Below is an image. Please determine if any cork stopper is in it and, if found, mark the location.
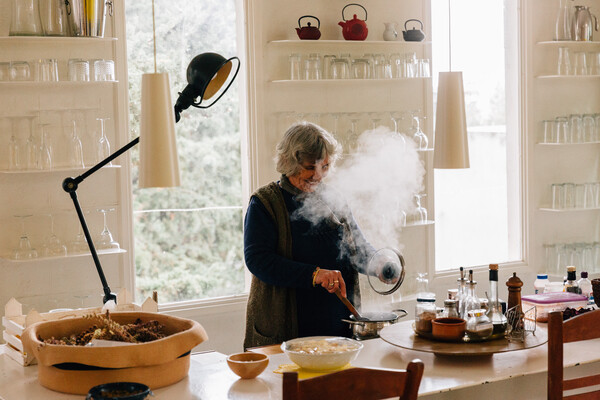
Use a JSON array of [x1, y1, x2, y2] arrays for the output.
[[567, 266, 576, 273], [489, 264, 499, 271]]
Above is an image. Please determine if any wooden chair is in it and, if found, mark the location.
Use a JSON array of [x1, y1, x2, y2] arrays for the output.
[[282, 359, 424, 400], [548, 309, 600, 399]]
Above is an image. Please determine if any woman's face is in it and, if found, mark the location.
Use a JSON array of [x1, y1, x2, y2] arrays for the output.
[[288, 156, 330, 193]]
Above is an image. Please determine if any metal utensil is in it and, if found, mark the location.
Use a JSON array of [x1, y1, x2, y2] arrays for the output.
[[335, 289, 367, 321]]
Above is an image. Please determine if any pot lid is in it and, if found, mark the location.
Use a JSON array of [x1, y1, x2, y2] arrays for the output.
[[366, 247, 405, 295], [349, 311, 400, 322]]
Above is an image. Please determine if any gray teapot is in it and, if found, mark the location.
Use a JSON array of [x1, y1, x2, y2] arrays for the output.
[[402, 19, 425, 42]]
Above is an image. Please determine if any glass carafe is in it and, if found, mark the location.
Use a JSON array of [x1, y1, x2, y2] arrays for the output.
[[456, 267, 467, 318], [487, 264, 508, 339], [462, 270, 480, 318], [554, 0, 573, 41], [10, 0, 43, 36]]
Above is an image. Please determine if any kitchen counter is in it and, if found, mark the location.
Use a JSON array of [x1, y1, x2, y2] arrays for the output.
[[2, 327, 600, 399]]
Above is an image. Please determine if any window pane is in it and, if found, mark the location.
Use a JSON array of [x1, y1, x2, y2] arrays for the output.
[[125, 0, 244, 302], [432, 0, 521, 271]]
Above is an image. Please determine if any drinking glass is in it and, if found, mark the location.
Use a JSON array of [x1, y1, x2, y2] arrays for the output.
[[584, 182, 597, 208], [557, 47, 571, 75], [552, 183, 564, 209], [543, 243, 558, 276], [554, 116, 569, 143], [591, 52, 600, 75], [39, 0, 67, 36], [0, 62, 11, 81], [403, 52, 417, 78], [68, 120, 85, 168], [573, 52, 588, 76], [331, 59, 350, 79], [351, 59, 370, 79], [575, 183, 586, 209], [9, 0, 43, 36], [97, 208, 120, 250], [542, 120, 556, 144], [38, 123, 53, 170], [568, 114, 581, 143], [322, 55, 336, 80], [304, 57, 321, 80], [289, 53, 301, 80], [96, 117, 111, 163], [41, 214, 67, 257], [389, 53, 403, 78], [582, 114, 595, 142], [414, 194, 428, 224], [595, 114, 600, 142], [563, 182, 575, 208], [12, 214, 38, 259], [10, 61, 31, 81], [373, 54, 391, 79], [93, 59, 115, 81], [412, 115, 428, 150], [68, 59, 90, 82], [418, 59, 431, 78], [35, 59, 59, 82]]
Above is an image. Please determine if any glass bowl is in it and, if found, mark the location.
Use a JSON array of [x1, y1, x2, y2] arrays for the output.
[[281, 336, 363, 371]]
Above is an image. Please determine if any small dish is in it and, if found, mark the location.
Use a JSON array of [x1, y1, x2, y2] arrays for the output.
[[227, 352, 269, 379], [431, 317, 466, 342]]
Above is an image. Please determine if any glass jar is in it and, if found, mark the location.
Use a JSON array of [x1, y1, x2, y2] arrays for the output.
[[442, 299, 459, 318], [465, 309, 493, 341], [414, 296, 436, 334]]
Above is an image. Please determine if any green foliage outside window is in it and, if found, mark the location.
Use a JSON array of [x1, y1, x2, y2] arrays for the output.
[[125, 0, 244, 303]]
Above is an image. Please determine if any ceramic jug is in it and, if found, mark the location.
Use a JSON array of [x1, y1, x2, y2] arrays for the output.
[[383, 22, 398, 41]]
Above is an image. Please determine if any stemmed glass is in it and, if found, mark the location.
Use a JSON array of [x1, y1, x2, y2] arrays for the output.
[[12, 214, 38, 259], [96, 117, 111, 164], [38, 123, 53, 170], [25, 117, 38, 170], [8, 123, 20, 171], [67, 212, 89, 255], [412, 115, 429, 150], [41, 214, 67, 257], [345, 113, 361, 154], [414, 193, 428, 224], [390, 112, 407, 147], [368, 112, 383, 130], [68, 120, 85, 168], [97, 208, 120, 250]]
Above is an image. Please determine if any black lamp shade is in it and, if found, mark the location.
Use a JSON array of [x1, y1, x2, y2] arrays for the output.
[[174, 52, 240, 122]]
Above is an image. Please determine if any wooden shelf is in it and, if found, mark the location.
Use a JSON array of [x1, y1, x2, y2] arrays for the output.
[[0, 165, 121, 175], [539, 207, 600, 212], [271, 77, 430, 83], [537, 75, 600, 79], [0, 36, 116, 44], [537, 142, 600, 146], [269, 39, 431, 45], [1, 248, 127, 262], [0, 81, 118, 87], [537, 40, 600, 46]]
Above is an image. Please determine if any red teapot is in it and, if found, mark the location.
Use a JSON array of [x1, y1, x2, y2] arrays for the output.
[[338, 3, 368, 41], [296, 16, 321, 40]]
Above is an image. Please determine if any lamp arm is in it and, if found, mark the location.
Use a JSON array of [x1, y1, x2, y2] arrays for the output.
[[62, 136, 140, 304]]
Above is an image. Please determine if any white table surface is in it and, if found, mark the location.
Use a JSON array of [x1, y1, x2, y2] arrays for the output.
[[2, 328, 600, 400]]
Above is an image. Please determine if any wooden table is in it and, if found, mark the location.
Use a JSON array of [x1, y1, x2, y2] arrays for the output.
[[2, 330, 600, 399]]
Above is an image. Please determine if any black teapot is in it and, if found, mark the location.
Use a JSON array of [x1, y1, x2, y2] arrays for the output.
[[296, 16, 321, 40], [402, 19, 425, 42]]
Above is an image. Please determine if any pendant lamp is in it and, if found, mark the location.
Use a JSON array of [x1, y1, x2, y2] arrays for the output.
[[433, 0, 470, 169]]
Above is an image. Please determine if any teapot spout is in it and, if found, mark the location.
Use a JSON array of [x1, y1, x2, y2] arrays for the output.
[[338, 21, 347, 28]]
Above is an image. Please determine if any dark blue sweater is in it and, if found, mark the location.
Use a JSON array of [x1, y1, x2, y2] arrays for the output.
[[244, 185, 371, 338]]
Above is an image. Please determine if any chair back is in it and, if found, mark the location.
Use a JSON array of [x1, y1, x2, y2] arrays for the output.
[[282, 359, 424, 400], [548, 309, 600, 399]]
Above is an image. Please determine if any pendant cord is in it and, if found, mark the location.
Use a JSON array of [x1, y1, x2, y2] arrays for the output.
[[448, 0, 452, 71], [152, 0, 157, 73]]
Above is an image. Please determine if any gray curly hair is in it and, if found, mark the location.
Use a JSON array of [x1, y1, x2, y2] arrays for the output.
[[275, 121, 341, 177]]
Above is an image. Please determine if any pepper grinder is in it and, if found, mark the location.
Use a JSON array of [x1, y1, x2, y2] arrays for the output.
[[506, 272, 523, 312]]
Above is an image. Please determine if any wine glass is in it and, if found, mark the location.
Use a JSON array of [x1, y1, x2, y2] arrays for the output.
[[8, 128, 20, 171], [25, 117, 39, 170], [368, 112, 383, 130], [12, 214, 38, 259], [38, 123, 53, 170], [97, 208, 120, 250], [345, 113, 361, 154], [68, 120, 85, 168], [41, 214, 67, 257], [390, 112, 407, 147], [67, 212, 90, 255], [414, 193, 428, 224], [96, 117, 111, 164], [412, 115, 429, 150]]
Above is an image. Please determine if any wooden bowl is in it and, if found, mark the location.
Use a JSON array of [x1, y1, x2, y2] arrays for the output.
[[227, 352, 269, 379], [431, 317, 466, 342]]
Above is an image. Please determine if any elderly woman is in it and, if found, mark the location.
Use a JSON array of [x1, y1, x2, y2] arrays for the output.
[[243, 121, 373, 349]]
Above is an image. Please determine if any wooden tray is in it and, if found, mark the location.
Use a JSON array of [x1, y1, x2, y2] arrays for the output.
[[380, 320, 547, 357]]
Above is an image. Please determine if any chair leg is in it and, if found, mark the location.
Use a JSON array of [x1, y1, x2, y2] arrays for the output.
[[282, 372, 300, 400], [402, 359, 424, 400]]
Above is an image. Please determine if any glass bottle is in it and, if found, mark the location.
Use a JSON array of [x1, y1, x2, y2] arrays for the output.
[[564, 266, 581, 294], [462, 269, 480, 318], [577, 271, 592, 303], [554, 0, 573, 41], [442, 299, 459, 318], [10, 0, 43, 36], [456, 267, 467, 318], [414, 295, 436, 334], [465, 309, 493, 341], [486, 264, 508, 339]]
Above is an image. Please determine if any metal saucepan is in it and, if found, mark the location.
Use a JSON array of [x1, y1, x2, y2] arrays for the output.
[[342, 309, 407, 340]]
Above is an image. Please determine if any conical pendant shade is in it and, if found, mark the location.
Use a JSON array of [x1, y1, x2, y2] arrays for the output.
[[434, 71, 470, 169], [139, 72, 181, 188]]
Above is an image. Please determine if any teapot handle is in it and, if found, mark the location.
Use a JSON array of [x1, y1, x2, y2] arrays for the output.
[[404, 18, 424, 31], [298, 15, 320, 29], [342, 3, 367, 21]]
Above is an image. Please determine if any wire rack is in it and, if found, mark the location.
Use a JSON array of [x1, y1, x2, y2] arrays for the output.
[[505, 305, 536, 342]]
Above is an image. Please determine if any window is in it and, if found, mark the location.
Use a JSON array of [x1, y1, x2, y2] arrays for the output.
[[432, 0, 521, 271], [125, 1, 244, 302]]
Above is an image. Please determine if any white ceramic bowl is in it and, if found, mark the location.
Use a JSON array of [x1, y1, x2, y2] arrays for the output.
[[281, 336, 363, 371]]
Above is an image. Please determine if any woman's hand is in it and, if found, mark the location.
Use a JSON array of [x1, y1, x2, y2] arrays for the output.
[[314, 268, 347, 297]]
